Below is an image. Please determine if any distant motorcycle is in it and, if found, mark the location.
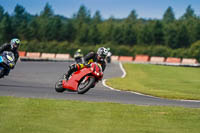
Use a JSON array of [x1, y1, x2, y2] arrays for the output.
[[106, 52, 112, 63], [55, 62, 103, 94], [0, 51, 15, 78]]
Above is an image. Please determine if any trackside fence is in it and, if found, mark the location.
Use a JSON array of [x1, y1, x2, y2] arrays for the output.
[[18, 51, 200, 67]]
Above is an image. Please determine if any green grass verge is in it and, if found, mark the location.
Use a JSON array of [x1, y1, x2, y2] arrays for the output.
[[0, 96, 200, 133], [106, 63, 200, 100]]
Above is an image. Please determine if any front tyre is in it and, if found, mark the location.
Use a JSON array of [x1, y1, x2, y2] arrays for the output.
[[0, 68, 5, 78], [78, 76, 95, 94], [55, 80, 65, 93]]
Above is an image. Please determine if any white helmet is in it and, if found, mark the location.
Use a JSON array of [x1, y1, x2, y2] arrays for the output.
[[97, 47, 108, 59], [10, 38, 21, 49]]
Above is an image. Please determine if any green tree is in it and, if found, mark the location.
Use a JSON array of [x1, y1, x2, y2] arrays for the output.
[[12, 4, 30, 39], [0, 13, 12, 43], [176, 23, 190, 48], [189, 41, 200, 61], [18, 21, 29, 40], [61, 20, 76, 42], [122, 24, 137, 45], [125, 10, 137, 23], [27, 18, 39, 40], [37, 3, 62, 41], [138, 23, 153, 45], [75, 23, 89, 44], [74, 5, 91, 26], [152, 21, 164, 44], [195, 21, 200, 41], [163, 6, 175, 23], [181, 5, 196, 19], [0, 5, 4, 22], [92, 10, 102, 24], [73, 5, 91, 43], [185, 17, 199, 44], [99, 19, 114, 43], [111, 25, 124, 44], [88, 24, 101, 44], [164, 23, 178, 48], [48, 16, 62, 41], [40, 3, 54, 18]]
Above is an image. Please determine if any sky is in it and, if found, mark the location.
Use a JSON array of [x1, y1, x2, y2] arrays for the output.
[[0, 0, 200, 19]]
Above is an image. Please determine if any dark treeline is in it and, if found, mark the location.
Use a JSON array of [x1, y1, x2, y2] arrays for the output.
[[1, 3, 200, 60]]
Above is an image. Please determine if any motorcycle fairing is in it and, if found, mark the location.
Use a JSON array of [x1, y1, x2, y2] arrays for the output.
[[62, 67, 93, 91], [0, 56, 3, 63]]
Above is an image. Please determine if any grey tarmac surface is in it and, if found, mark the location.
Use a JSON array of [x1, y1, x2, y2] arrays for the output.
[[0, 61, 200, 108]]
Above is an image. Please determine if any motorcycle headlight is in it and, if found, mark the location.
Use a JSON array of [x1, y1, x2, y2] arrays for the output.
[[6, 55, 14, 62]]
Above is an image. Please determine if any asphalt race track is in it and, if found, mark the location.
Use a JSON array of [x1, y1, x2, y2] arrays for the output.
[[0, 61, 200, 108]]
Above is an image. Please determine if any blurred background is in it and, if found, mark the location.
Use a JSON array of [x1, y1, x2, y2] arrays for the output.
[[0, 0, 200, 61]]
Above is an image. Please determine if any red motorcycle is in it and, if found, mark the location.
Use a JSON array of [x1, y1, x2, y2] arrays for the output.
[[55, 62, 103, 94]]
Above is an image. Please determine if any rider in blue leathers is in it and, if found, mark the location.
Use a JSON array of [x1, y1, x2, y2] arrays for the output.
[[0, 38, 21, 76]]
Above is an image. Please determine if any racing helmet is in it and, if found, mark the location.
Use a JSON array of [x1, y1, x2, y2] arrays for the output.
[[77, 49, 81, 53], [10, 38, 21, 49], [97, 47, 108, 60]]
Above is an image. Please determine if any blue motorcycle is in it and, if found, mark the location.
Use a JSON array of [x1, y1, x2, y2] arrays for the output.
[[0, 51, 15, 78]]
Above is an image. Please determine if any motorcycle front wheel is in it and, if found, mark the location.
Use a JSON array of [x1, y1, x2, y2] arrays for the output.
[[78, 76, 95, 94], [55, 74, 66, 93], [0, 68, 5, 78], [55, 79, 65, 93]]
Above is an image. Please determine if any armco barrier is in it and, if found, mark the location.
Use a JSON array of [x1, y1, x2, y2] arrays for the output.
[[41, 53, 56, 59], [181, 58, 198, 64], [166, 57, 181, 63], [134, 55, 150, 62], [150, 56, 165, 63], [55, 53, 71, 60], [111, 55, 119, 61], [118, 56, 133, 62], [26, 52, 41, 58], [18, 51, 26, 57]]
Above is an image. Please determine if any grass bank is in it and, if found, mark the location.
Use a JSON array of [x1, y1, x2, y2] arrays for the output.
[[106, 63, 200, 100], [0, 96, 200, 133]]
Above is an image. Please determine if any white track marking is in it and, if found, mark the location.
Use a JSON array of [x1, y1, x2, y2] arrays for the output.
[[119, 62, 126, 78]]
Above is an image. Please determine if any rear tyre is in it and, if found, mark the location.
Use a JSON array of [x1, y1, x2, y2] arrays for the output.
[[78, 76, 95, 94]]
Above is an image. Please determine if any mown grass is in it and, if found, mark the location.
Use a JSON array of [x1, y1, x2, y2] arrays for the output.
[[106, 63, 200, 100], [0, 96, 200, 133]]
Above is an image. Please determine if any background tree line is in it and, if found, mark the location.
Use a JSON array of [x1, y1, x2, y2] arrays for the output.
[[1, 3, 200, 60]]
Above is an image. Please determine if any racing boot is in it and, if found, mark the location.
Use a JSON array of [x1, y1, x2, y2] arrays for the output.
[[64, 72, 72, 80], [64, 64, 78, 80]]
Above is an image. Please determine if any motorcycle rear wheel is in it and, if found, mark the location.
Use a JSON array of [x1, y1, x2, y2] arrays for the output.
[[78, 76, 95, 94]]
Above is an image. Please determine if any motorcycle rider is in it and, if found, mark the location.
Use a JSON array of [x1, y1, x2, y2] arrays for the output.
[[0, 38, 21, 76], [106, 48, 112, 63], [64, 47, 108, 80], [74, 49, 84, 63]]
